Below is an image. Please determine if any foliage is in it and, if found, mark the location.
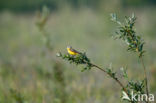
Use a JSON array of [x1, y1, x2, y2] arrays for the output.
[[127, 80, 145, 94], [57, 52, 92, 72], [105, 64, 117, 80], [111, 13, 145, 58], [120, 67, 128, 79], [10, 89, 26, 103], [111, 13, 149, 103]]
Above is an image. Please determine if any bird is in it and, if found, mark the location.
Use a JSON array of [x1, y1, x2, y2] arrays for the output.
[[67, 46, 81, 55]]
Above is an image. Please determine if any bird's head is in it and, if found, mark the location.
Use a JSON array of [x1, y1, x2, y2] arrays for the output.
[[67, 46, 72, 49]]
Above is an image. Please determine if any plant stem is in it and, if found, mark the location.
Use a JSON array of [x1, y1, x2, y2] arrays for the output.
[[91, 63, 129, 96], [140, 57, 149, 103]]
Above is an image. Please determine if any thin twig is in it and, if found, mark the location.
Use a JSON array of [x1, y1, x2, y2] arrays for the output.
[[140, 57, 149, 103]]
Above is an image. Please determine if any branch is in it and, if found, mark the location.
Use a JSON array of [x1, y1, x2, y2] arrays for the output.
[[91, 63, 129, 95]]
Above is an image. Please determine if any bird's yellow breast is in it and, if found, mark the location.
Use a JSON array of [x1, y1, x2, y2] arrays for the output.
[[67, 48, 78, 55]]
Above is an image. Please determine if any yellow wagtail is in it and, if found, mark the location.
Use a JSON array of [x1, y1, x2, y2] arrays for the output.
[[67, 46, 80, 55]]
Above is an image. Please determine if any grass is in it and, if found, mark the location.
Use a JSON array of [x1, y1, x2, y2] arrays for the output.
[[0, 6, 156, 103]]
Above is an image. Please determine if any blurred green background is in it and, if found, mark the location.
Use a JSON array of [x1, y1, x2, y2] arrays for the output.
[[0, 0, 156, 103]]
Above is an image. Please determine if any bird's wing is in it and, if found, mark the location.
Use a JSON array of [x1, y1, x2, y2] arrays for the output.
[[70, 48, 81, 54]]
